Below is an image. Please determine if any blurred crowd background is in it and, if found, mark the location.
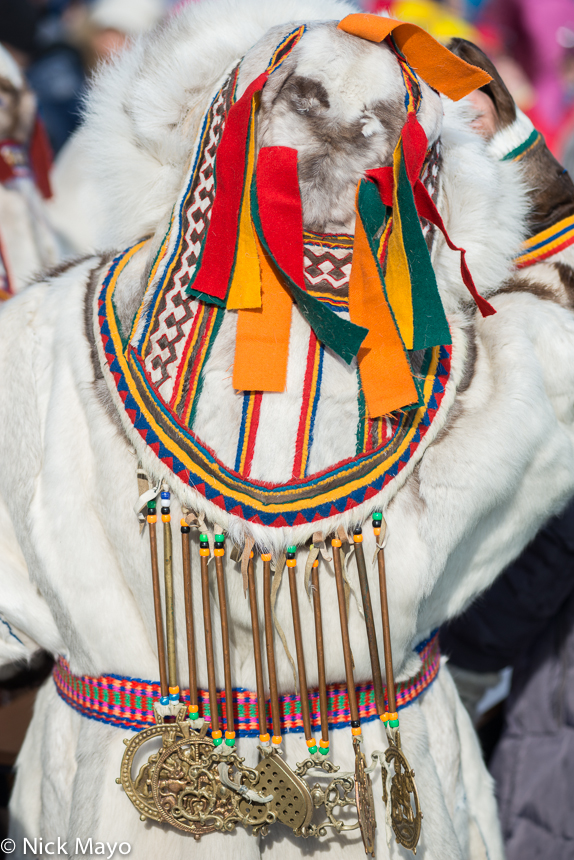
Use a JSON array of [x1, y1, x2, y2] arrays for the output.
[[2, 0, 574, 166]]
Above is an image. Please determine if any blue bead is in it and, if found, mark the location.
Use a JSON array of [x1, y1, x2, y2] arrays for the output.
[[160, 696, 169, 706], [161, 491, 170, 499], [169, 693, 179, 703]]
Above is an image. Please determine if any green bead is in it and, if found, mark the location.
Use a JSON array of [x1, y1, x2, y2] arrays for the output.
[[215, 534, 225, 542], [287, 545, 297, 553], [148, 499, 157, 509], [372, 512, 382, 521], [200, 533, 209, 542], [319, 746, 329, 755], [308, 745, 318, 755], [225, 738, 235, 747], [389, 719, 399, 728], [213, 737, 224, 746]]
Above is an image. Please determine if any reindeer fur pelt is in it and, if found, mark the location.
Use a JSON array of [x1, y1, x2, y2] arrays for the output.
[[2, 2, 574, 858]]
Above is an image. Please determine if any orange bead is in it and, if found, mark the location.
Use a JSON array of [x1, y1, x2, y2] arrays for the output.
[[180, 518, 189, 528], [319, 738, 329, 748], [373, 527, 381, 536], [306, 737, 317, 748], [162, 513, 171, 523], [353, 534, 363, 543], [211, 730, 222, 739], [331, 538, 342, 547], [261, 553, 272, 561], [214, 548, 224, 557], [147, 514, 157, 524], [259, 733, 270, 743], [225, 731, 236, 739], [168, 686, 179, 695], [312, 559, 319, 568], [199, 548, 210, 557], [351, 726, 362, 737], [286, 559, 296, 567], [272, 735, 282, 745]]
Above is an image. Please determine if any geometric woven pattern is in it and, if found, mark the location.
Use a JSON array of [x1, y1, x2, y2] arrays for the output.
[[53, 633, 440, 734]]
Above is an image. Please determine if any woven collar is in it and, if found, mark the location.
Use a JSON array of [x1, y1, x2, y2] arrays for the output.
[[53, 633, 440, 735]]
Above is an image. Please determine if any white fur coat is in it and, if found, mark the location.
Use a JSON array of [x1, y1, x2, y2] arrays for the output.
[[2, 2, 574, 859]]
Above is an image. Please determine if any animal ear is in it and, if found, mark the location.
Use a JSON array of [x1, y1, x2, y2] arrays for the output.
[[447, 38, 516, 137]]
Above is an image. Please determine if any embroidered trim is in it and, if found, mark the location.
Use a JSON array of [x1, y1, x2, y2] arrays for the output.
[[98, 249, 452, 525], [515, 213, 574, 268], [53, 633, 440, 734]]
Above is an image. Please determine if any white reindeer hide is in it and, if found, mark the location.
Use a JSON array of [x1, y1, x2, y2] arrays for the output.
[[1, 3, 574, 860]]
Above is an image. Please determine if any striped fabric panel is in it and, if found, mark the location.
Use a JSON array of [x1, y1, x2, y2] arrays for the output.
[[515, 213, 574, 268], [53, 634, 440, 735], [292, 333, 324, 479], [234, 391, 263, 476]]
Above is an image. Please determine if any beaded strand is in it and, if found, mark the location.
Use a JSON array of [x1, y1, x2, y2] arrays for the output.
[[353, 525, 384, 717], [310, 555, 329, 756], [180, 517, 199, 724], [146, 497, 168, 702], [332, 537, 362, 742], [214, 532, 235, 746], [161, 491, 179, 705], [262, 552, 282, 748], [373, 512, 399, 730], [287, 546, 317, 755], [199, 532, 221, 741]]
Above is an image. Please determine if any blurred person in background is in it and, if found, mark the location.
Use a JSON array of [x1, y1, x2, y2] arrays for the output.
[[441, 497, 574, 859], [46, 0, 167, 254], [0, 0, 85, 155], [0, 43, 59, 294]]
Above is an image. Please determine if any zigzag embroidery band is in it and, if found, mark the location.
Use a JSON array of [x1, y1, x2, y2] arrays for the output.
[[98, 243, 452, 527]]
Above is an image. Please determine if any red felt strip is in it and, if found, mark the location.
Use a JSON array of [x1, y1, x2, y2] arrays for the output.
[[29, 118, 53, 199], [366, 112, 496, 319], [413, 182, 496, 317], [190, 72, 268, 302], [255, 146, 305, 288]]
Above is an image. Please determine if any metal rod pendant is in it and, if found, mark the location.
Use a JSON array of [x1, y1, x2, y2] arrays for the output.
[[163, 516, 177, 690], [331, 538, 360, 725], [311, 558, 329, 745], [214, 533, 234, 734], [247, 552, 268, 738], [287, 548, 313, 743], [262, 553, 281, 741], [377, 541, 397, 713], [353, 527, 384, 716], [200, 537, 219, 733], [147, 501, 168, 699], [181, 521, 197, 712]]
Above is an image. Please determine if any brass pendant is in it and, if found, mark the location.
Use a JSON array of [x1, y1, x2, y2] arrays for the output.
[[382, 729, 422, 854], [239, 749, 313, 834], [295, 756, 362, 838], [354, 738, 376, 856], [150, 736, 275, 837], [117, 705, 191, 822]]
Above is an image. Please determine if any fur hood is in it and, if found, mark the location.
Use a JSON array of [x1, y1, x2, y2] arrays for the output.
[[81, 0, 358, 249]]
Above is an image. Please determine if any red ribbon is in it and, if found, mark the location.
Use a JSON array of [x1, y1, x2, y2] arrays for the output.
[[366, 113, 495, 318]]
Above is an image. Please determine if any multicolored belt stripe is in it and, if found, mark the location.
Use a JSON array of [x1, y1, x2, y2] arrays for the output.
[[53, 633, 439, 735]]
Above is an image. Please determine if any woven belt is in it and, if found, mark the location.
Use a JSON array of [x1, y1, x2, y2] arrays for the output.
[[53, 632, 440, 735]]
